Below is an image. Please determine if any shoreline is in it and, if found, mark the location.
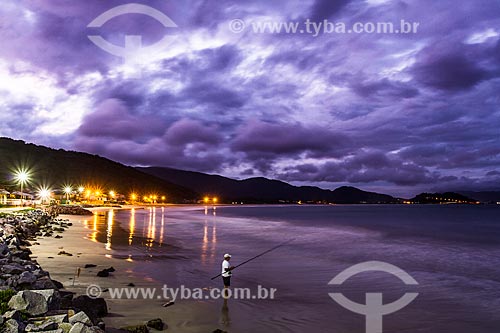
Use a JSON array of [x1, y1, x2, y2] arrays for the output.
[[30, 209, 225, 332]]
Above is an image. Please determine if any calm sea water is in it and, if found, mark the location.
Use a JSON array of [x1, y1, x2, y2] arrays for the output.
[[89, 205, 500, 333]]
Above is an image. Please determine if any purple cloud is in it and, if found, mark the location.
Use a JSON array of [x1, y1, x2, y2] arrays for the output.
[[164, 119, 222, 145], [231, 120, 348, 156], [77, 99, 166, 140]]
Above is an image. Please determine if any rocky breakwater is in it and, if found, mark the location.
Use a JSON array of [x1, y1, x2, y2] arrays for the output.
[[0, 210, 107, 332], [46, 206, 93, 216]]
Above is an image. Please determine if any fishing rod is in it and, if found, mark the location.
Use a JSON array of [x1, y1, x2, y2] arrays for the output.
[[210, 238, 295, 280]]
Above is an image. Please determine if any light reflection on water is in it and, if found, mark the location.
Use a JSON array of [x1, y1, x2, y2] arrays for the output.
[[105, 209, 113, 251], [201, 205, 218, 265], [82, 207, 189, 256], [128, 208, 135, 246]]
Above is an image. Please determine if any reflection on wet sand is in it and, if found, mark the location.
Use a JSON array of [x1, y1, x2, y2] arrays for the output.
[[201, 205, 217, 265], [87, 212, 98, 243], [159, 207, 165, 245], [82, 208, 174, 253], [129, 208, 135, 245], [147, 207, 157, 248], [220, 298, 231, 328], [105, 209, 114, 251]]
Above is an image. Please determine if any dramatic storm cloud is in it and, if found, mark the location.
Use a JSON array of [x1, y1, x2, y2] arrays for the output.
[[0, 0, 499, 196]]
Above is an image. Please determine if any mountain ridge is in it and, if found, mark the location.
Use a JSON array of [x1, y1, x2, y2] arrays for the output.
[[0, 137, 197, 202], [137, 166, 398, 204], [1, 137, 494, 204]]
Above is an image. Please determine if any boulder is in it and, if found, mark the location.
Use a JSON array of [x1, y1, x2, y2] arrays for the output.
[[146, 319, 164, 330], [18, 271, 37, 285], [69, 311, 92, 326], [96, 267, 115, 277], [0, 243, 8, 255], [2, 263, 25, 275], [96, 270, 109, 278], [32, 277, 58, 290], [68, 322, 93, 333], [3, 310, 22, 321], [7, 289, 60, 316], [58, 323, 73, 333], [59, 290, 75, 309], [72, 296, 107, 324], [8, 290, 48, 316], [32, 289, 61, 311], [10, 249, 31, 260], [52, 280, 64, 289], [2, 318, 26, 333]]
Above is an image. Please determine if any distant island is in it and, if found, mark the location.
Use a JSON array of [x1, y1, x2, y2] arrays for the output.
[[0, 137, 498, 205], [407, 192, 480, 204]]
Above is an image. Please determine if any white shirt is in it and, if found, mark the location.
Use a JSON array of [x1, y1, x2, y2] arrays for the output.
[[222, 259, 231, 277]]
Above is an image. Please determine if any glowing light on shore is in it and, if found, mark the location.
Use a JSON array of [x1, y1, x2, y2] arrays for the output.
[[14, 168, 31, 205], [14, 169, 30, 185], [38, 188, 51, 204], [63, 185, 72, 202], [78, 186, 85, 193], [109, 191, 115, 198], [131, 193, 137, 201]]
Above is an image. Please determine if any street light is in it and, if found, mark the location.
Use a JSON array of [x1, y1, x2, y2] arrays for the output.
[[63, 186, 72, 203], [38, 188, 51, 205], [77, 187, 85, 202], [14, 169, 30, 206]]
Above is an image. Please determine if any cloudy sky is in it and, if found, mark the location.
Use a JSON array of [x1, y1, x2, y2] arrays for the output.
[[0, 0, 499, 196]]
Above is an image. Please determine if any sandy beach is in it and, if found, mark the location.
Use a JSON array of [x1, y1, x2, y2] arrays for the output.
[[29, 209, 223, 332]]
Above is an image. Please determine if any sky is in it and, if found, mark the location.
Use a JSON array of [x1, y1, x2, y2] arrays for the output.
[[0, 0, 499, 197]]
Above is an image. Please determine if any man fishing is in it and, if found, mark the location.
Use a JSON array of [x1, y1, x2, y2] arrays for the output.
[[221, 253, 234, 288], [211, 240, 295, 283]]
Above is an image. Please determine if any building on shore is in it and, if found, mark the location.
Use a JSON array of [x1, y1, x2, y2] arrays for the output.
[[0, 189, 9, 205]]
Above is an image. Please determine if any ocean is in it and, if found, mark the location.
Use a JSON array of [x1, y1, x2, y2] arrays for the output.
[[90, 205, 500, 333]]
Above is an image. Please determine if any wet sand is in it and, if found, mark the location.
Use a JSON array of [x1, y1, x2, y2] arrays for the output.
[[30, 211, 224, 332]]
